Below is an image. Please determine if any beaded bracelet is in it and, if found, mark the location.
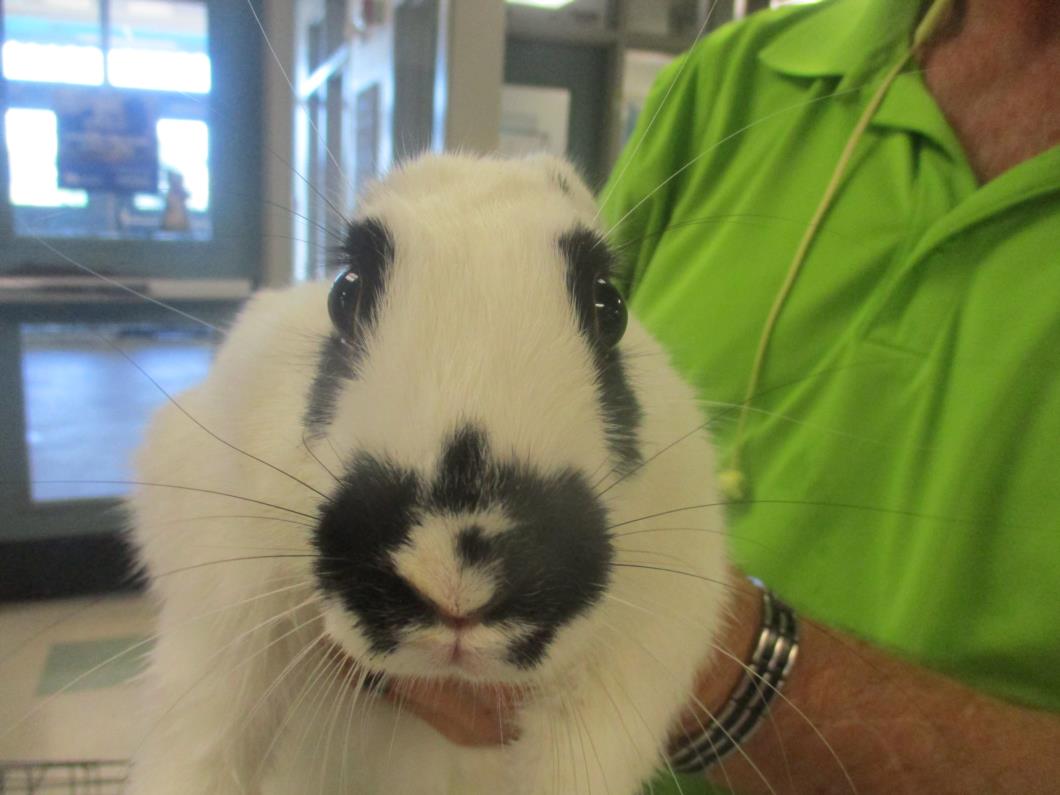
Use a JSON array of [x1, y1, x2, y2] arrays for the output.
[[668, 587, 799, 774]]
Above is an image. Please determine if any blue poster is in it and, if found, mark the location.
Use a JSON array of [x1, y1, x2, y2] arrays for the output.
[[55, 90, 159, 193]]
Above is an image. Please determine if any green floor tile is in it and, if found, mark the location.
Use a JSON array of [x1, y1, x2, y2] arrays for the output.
[[37, 635, 154, 695]]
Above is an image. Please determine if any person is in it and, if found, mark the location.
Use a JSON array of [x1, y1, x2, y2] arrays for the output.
[[386, 0, 1060, 791]]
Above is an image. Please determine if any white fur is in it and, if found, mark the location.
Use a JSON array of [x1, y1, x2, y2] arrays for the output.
[[125, 154, 729, 795]]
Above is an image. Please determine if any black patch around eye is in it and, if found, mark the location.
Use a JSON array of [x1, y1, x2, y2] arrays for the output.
[[305, 218, 395, 435], [560, 227, 614, 333], [594, 353, 641, 474], [303, 334, 356, 433], [559, 227, 643, 476], [328, 217, 394, 344]]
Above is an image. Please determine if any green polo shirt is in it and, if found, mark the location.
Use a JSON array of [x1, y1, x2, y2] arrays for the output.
[[604, 1, 1060, 791]]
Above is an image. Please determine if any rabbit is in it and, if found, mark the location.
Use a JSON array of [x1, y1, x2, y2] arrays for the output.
[[124, 152, 731, 795]]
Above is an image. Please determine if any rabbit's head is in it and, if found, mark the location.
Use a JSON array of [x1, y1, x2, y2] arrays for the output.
[[309, 154, 724, 685]]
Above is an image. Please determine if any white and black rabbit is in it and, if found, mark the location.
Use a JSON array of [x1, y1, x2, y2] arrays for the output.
[[126, 153, 730, 795]]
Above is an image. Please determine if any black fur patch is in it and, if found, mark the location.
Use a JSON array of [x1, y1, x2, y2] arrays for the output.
[[314, 426, 613, 667], [559, 227, 643, 475], [314, 456, 430, 654], [302, 335, 355, 432], [508, 625, 557, 669], [429, 426, 491, 513], [303, 219, 395, 434], [483, 462, 613, 669], [456, 526, 495, 567], [340, 218, 395, 318]]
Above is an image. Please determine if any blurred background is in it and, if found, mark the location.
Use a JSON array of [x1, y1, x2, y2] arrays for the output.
[[0, 0, 813, 786]]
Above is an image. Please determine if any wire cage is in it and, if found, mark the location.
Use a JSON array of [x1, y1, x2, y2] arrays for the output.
[[0, 761, 129, 794]]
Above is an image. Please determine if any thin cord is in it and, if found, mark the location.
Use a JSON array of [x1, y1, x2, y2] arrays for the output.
[[720, 0, 956, 500]]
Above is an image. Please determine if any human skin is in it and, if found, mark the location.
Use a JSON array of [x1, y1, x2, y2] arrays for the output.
[[385, 0, 1060, 791], [686, 576, 1060, 795]]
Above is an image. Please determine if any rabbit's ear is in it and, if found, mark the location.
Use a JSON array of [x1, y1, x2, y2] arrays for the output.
[[521, 154, 597, 205], [522, 153, 580, 191]]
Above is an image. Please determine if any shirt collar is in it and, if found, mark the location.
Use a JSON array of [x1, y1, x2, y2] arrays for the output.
[[758, 0, 967, 162], [759, 0, 925, 87]]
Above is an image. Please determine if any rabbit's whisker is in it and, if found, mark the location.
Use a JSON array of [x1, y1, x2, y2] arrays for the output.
[[303, 430, 341, 484], [592, 622, 732, 795], [241, 0, 354, 199], [21, 478, 319, 520], [251, 631, 337, 784], [156, 553, 327, 578], [338, 665, 367, 794], [597, 615, 781, 795], [145, 513, 316, 535], [577, 685, 616, 795], [594, 417, 710, 496], [132, 598, 324, 764], [318, 661, 358, 795], [592, 0, 724, 227], [92, 329, 332, 502], [289, 645, 349, 783], [602, 590, 858, 794], [237, 630, 331, 770], [261, 197, 345, 243], [5, 579, 315, 742], [605, 68, 938, 242]]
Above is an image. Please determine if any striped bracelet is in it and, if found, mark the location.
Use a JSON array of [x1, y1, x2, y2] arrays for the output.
[[668, 586, 800, 774]]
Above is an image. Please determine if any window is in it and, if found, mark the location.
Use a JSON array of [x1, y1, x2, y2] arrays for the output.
[[2, 0, 104, 86], [4, 108, 89, 209], [108, 0, 211, 94], [2, 0, 213, 240]]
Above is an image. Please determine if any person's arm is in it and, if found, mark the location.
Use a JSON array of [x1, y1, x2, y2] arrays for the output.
[[387, 569, 1060, 793], [686, 571, 1060, 794]]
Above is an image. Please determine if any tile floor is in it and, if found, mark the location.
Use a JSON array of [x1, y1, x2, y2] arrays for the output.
[[0, 593, 156, 763], [20, 327, 214, 503]]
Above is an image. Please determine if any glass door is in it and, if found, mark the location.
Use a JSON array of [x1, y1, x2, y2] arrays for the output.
[[0, 0, 263, 600]]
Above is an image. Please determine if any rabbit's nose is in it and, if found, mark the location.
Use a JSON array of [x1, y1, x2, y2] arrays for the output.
[[407, 580, 483, 631], [434, 604, 482, 632]]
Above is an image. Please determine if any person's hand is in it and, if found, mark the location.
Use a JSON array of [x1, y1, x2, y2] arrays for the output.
[[382, 676, 524, 747], [376, 569, 760, 751]]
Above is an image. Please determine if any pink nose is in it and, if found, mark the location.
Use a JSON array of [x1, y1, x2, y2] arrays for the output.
[[407, 582, 481, 630], [435, 606, 479, 631]]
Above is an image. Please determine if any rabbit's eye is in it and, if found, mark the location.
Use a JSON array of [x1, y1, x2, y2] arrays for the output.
[[592, 277, 627, 348], [328, 218, 394, 344], [328, 268, 363, 340]]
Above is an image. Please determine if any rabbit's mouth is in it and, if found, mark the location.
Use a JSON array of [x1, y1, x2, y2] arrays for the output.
[[319, 596, 552, 684], [313, 423, 614, 677]]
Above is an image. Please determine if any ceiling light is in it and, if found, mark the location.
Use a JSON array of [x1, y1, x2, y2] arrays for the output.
[[505, 0, 576, 9]]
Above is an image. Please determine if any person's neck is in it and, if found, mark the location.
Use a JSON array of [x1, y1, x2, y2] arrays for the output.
[[946, 0, 1060, 50], [918, 0, 1060, 182]]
